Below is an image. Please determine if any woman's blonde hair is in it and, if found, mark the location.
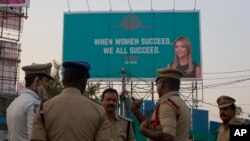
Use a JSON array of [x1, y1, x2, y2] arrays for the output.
[[171, 36, 194, 74]]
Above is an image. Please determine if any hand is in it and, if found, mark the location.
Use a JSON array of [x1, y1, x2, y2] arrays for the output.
[[140, 119, 152, 133], [130, 97, 143, 113]]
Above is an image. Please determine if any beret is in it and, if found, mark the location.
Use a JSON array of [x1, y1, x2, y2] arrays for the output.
[[62, 61, 91, 78]]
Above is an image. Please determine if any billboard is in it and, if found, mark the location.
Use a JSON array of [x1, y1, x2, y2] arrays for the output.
[[0, 0, 29, 7], [63, 11, 201, 80]]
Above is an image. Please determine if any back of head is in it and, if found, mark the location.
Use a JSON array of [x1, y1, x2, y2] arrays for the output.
[[22, 63, 53, 87], [62, 61, 91, 92], [156, 68, 183, 91]]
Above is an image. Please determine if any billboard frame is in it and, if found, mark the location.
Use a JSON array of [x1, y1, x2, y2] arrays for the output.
[[63, 10, 202, 81]]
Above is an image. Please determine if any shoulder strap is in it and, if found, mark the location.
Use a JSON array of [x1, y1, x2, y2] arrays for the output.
[[153, 103, 160, 128], [40, 101, 45, 126], [126, 120, 131, 141], [153, 97, 181, 129], [167, 97, 180, 121], [39, 100, 49, 140]]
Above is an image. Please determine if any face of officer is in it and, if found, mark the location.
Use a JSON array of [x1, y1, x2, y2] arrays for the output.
[[219, 105, 236, 124], [101, 92, 119, 114], [156, 78, 165, 97]]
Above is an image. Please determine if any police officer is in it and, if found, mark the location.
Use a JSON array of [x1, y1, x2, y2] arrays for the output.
[[101, 88, 136, 141], [7, 63, 53, 141], [216, 95, 248, 141], [31, 61, 110, 141], [131, 68, 191, 141]]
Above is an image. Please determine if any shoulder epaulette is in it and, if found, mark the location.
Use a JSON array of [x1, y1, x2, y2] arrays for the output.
[[229, 117, 248, 125]]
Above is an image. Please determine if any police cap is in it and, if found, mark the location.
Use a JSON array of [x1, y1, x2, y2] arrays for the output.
[[156, 68, 183, 82], [22, 63, 53, 79], [62, 61, 91, 78], [217, 95, 236, 108]]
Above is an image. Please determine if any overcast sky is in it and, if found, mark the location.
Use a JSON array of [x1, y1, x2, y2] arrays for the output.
[[19, 0, 250, 122]]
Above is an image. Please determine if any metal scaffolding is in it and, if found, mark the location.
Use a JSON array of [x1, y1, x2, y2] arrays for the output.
[[0, 6, 27, 96], [88, 69, 204, 117]]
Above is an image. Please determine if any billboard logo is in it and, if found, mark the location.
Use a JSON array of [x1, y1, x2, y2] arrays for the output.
[[113, 14, 152, 30]]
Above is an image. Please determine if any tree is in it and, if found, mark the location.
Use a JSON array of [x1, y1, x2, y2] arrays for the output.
[[46, 60, 101, 101], [47, 60, 63, 99], [236, 106, 243, 117], [84, 82, 101, 101]]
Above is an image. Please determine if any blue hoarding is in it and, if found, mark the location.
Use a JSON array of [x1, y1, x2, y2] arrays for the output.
[[63, 11, 201, 80]]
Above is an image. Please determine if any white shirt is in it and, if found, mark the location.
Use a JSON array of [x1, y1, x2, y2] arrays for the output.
[[7, 88, 41, 141]]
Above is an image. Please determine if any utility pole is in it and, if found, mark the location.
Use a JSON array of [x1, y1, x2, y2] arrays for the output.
[[120, 68, 129, 116]]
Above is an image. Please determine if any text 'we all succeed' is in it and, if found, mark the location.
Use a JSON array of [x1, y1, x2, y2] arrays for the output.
[[94, 38, 171, 54]]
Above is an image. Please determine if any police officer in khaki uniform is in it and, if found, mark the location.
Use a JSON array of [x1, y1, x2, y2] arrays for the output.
[[31, 61, 111, 141], [7, 63, 53, 141], [131, 68, 191, 141], [216, 95, 248, 141], [101, 88, 136, 141]]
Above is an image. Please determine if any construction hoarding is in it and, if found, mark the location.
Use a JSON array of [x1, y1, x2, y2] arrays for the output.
[[0, 0, 29, 7]]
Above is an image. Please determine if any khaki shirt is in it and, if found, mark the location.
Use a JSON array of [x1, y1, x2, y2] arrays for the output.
[[110, 115, 136, 141], [31, 88, 111, 141], [150, 91, 191, 141], [217, 117, 247, 141]]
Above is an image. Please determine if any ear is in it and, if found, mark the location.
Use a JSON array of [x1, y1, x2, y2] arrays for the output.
[[160, 80, 165, 89], [32, 77, 39, 90], [36, 77, 43, 85]]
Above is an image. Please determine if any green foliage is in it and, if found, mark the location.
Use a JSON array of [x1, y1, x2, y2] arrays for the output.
[[46, 60, 101, 101], [84, 82, 101, 100], [47, 60, 63, 99]]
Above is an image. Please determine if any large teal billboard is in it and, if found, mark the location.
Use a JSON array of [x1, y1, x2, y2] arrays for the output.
[[63, 11, 201, 80]]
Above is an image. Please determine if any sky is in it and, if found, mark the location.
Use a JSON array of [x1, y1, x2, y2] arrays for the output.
[[19, 0, 250, 122]]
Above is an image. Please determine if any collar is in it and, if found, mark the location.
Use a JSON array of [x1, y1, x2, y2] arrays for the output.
[[159, 91, 179, 102], [114, 114, 120, 121], [61, 87, 82, 96], [21, 88, 41, 100], [222, 117, 239, 128], [229, 116, 245, 125]]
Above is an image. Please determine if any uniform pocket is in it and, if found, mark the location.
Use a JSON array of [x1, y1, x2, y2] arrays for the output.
[[118, 129, 127, 140]]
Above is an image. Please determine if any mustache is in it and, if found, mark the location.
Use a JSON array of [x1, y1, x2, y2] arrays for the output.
[[107, 104, 115, 108], [220, 113, 226, 117]]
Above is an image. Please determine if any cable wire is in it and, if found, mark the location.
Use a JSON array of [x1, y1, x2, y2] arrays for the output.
[[203, 69, 250, 74], [150, 0, 154, 11], [194, 0, 197, 10], [127, 0, 132, 11], [173, 0, 175, 11], [85, 0, 90, 12], [108, 0, 112, 11], [66, 0, 71, 12], [203, 75, 250, 80]]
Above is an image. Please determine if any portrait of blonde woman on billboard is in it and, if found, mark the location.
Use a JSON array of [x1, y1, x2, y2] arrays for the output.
[[167, 36, 201, 78]]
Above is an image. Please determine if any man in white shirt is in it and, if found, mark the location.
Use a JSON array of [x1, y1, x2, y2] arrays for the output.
[[7, 63, 53, 141]]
